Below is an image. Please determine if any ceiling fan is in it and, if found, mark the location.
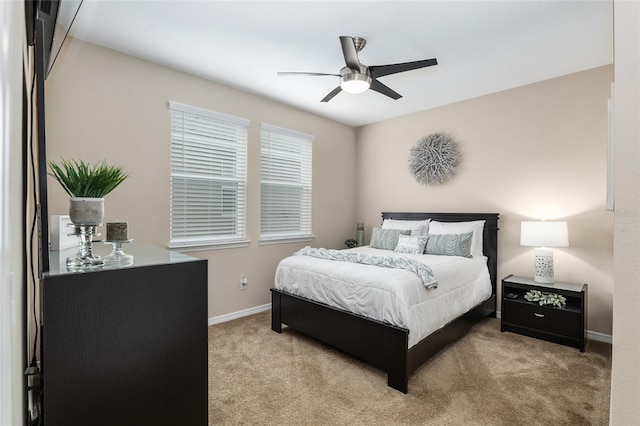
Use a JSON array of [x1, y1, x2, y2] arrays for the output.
[[277, 36, 438, 102]]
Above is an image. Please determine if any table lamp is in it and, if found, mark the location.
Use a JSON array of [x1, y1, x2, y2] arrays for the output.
[[520, 221, 569, 284]]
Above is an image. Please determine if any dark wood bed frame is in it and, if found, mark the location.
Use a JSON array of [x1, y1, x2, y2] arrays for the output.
[[271, 212, 499, 393]]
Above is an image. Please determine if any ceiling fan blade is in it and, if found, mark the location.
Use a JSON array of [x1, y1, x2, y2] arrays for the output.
[[321, 86, 342, 103], [370, 58, 438, 79], [277, 72, 340, 77], [339, 36, 361, 72], [369, 79, 402, 100]]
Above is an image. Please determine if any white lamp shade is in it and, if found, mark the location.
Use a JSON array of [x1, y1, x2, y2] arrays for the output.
[[520, 221, 569, 247]]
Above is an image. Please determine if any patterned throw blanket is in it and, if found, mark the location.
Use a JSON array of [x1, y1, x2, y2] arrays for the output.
[[294, 247, 438, 289]]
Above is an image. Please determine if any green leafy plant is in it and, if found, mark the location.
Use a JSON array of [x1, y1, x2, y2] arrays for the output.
[[524, 290, 567, 308], [48, 158, 130, 198]]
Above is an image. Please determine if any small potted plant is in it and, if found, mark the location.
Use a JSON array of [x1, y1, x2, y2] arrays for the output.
[[345, 238, 357, 249], [48, 158, 130, 225]]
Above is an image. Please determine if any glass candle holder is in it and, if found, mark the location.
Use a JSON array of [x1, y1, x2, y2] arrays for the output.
[[102, 239, 134, 266], [66, 224, 104, 271]]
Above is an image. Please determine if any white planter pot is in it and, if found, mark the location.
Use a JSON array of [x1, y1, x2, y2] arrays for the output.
[[68, 197, 105, 226]]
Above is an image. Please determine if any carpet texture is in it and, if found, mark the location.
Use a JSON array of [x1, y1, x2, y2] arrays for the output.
[[208, 311, 611, 425]]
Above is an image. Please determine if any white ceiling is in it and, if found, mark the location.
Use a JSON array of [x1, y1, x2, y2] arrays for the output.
[[65, 0, 613, 127]]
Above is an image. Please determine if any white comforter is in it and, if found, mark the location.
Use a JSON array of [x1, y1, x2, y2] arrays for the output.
[[274, 246, 492, 348]]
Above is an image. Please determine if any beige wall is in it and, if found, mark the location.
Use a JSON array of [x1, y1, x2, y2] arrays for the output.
[[356, 65, 614, 335], [45, 39, 357, 318], [610, 1, 640, 422]]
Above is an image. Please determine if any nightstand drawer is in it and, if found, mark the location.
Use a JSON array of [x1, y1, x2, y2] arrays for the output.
[[503, 301, 580, 337]]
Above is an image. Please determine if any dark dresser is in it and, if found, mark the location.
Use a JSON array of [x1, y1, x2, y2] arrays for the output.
[[41, 243, 208, 425]]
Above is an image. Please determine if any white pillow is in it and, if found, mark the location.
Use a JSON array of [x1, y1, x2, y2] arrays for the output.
[[428, 220, 485, 255], [381, 219, 430, 236]]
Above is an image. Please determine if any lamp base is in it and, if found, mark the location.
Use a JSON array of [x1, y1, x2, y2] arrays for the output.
[[533, 248, 555, 284]]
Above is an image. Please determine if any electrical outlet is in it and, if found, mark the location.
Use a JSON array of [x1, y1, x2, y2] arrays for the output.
[[240, 276, 248, 290]]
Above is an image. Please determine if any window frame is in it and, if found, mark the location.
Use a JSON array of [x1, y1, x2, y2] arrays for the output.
[[169, 101, 250, 250], [259, 123, 314, 245]]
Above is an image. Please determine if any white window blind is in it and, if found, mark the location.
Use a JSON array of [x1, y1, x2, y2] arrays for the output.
[[260, 123, 313, 242], [170, 101, 249, 248]]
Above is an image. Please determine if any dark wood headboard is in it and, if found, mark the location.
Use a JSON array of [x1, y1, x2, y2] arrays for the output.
[[381, 212, 500, 295]]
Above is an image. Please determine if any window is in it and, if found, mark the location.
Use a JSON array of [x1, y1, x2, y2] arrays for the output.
[[169, 102, 249, 248], [260, 123, 313, 243]]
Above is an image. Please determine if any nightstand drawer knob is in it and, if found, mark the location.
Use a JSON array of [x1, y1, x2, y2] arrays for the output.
[[534, 313, 545, 318]]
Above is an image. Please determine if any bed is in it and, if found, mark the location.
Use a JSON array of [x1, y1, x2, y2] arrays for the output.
[[271, 212, 499, 393]]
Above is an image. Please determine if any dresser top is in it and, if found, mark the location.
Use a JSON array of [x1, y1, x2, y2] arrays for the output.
[[44, 242, 203, 278]]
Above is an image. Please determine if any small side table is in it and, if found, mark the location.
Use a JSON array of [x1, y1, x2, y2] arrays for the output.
[[501, 274, 587, 351]]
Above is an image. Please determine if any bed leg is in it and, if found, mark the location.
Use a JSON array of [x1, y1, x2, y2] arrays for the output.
[[387, 365, 408, 393], [271, 290, 282, 333], [387, 335, 409, 393], [388, 374, 408, 394]]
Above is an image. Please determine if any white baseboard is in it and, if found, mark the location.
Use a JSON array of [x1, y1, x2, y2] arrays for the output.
[[208, 303, 271, 326], [586, 330, 612, 344], [496, 310, 612, 344]]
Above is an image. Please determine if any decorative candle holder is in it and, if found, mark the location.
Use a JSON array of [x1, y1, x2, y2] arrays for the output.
[[102, 239, 134, 266], [66, 224, 104, 270]]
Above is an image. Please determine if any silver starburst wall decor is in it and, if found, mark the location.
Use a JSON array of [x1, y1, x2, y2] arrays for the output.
[[409, 133, 460, 185]]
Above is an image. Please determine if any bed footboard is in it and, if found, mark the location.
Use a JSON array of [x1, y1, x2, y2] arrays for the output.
[[271, 289, 410, 393]]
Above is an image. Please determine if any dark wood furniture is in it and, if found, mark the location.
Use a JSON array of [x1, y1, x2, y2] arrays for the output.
[[41, 244, 208, 425], [501, 274, 587, 352], [271, 212, 499, 393]]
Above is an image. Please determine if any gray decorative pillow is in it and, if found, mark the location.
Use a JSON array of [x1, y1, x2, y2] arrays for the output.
[[370, 228, 411, 250], [394, 235, 429, 255], [425, 232, 473, 258]]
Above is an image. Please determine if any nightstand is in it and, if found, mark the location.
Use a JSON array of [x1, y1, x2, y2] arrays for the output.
[[501, 274, 587, 351]]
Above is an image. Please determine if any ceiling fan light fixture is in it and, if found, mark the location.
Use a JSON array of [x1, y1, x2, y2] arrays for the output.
[[340, 73, 372, 94]]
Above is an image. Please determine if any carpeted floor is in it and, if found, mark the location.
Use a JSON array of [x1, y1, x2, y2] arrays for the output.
[[208, 311, 611, 425]]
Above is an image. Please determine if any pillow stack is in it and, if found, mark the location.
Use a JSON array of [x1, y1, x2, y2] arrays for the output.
[[367, 219, 486, 258]]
